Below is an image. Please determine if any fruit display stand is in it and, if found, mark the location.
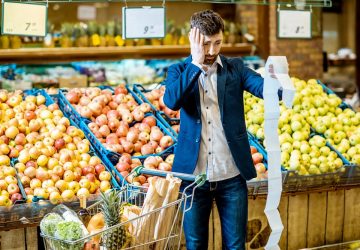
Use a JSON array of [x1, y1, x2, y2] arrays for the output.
[[0, 90, 121, 249]]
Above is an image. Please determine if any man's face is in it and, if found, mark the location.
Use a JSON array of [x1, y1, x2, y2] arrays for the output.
[[203, 31, 223, 65]]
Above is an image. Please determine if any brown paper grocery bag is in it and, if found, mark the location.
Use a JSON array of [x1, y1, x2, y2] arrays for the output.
[[134, 176, 169, 249], [153, 174, 182, 250]]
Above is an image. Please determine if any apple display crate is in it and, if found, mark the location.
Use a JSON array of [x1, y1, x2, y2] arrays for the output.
[[41, 168, 205, 250], [58, 85, 114, 126], [79, 112, 177, 165], [132, 83, 179, 137], [282, 134, 351, 192]]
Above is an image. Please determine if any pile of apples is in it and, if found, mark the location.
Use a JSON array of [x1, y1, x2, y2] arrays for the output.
[[114, 153, 174, 187], [0, 90, 114, 206], [142, 85, 180, 119], [244, 77, 360, 175], [292, 79, 360, 164], [0, 163, 22, 207], [250, 146, 267, 180], [141, 86, 181, 134], [66, 85, 175, 157]]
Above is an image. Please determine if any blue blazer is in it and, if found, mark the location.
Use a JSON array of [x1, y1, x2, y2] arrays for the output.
[[163, 55, 267, 180]]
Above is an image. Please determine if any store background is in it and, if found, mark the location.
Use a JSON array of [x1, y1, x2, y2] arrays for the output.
[[0, 0, 359, 249]]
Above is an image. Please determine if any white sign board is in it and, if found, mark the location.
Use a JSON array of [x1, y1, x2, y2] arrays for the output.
[[278, 10, 311, 39], [77, 5, 96, 21], [122, 7, 165, 39], [1, 2, 47, 37]]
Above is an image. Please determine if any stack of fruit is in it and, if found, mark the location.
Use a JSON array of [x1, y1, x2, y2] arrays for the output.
[[244, 78, 357, 175], [0, 90, 115, 206], [250, 145, 267, 180], [65, 85, 175, 159], [134, 84, 180, 134], [114, 153, 174, 187], [0, 163, 22, 206], [293, 80, 360, 165]]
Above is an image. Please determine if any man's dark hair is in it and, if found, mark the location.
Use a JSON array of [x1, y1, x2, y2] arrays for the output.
[[190, 10, 225, 36]]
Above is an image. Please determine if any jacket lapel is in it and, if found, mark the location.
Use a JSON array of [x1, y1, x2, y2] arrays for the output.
[[217, 55, 227, 121], [184, 55, 201, 116]]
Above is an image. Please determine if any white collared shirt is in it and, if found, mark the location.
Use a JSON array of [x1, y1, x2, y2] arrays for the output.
[[192, 56, 240, 182]]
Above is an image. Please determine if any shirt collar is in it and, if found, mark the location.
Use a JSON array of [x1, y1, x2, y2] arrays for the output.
[[216, 55, 223, 68]]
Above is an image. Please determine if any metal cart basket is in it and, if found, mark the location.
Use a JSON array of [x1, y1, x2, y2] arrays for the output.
[[41, 167, 206, 250]]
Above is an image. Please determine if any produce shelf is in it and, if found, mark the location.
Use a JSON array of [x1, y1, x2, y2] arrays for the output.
[[0, 44, 254, 64]]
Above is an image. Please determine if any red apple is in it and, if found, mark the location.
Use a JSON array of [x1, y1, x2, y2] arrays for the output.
[[159, 135, 174, 149], [141, 143, 155, 155], [95, 164, 106, 175]]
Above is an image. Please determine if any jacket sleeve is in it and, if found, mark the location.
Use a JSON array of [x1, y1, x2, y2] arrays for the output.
[[163, 62, 202, 111], [241, 61, 283, 100]]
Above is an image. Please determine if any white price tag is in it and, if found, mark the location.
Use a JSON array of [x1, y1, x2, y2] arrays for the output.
[[77, 5, 96, 21], [2, 2, 47, 37], [122, 7, 165, 39], [278, 10, 311, 38]]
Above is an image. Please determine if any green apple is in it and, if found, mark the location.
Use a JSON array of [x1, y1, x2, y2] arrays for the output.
[[292, 140, 301, 149], [351, 155, 360, 164], [319, 146, 331, 156], [319, 163, 329, 173], [279, 133, 293, 144], [300, 144, 311, 154], [248, 124, 260, 135], [256, 128, 264, 140], [347, 147, 357, 158], [281, 142, 293, 152], [324, 129, 335, 139], [309, 108, 319, 118], [251, 114, 264, 125], [335, 108, 343, 115], [306, 116, 316, 126], [289, 160, 300, 171], [313, 98, 324, 108], [281, 124, 292, 134], [291, 121, 302, 132], [292, 131, 304, 141], [318, 107, 329, 116], [349, 134, 360, 146], [281, 151, 290, 165], [246, 98, 256, 106], [301, 153, 310, 163], [310, 149, 321, 159], [314, 122, 327, 134], [308, 165, 321, 175], [336, 145, 347, 154], [293, 105, 302, 113], [333, 123, 343, 132], [333, 158, 343, 169], [312, 135, 326, 148], [310, 158, 320, 166]]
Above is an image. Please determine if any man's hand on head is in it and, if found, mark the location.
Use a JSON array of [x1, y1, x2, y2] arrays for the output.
[[189, 27, 205, 65]]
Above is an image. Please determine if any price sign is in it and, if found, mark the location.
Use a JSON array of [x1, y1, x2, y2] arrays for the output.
[[1, 2, 47, 37], [122, 7, 165, 39], [278, 10, 311, 39]]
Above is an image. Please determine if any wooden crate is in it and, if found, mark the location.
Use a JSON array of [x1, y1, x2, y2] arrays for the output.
[[208, 187, 360, 250]]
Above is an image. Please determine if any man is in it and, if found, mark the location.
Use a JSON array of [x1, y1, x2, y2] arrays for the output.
[[163, 10, 278, 250]]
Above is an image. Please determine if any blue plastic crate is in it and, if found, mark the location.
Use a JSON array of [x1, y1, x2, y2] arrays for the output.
[[133, 84, 180, 137], [81, 112, 177, 165], [23, 89, 55, 106], [132, 84, 180, 124]]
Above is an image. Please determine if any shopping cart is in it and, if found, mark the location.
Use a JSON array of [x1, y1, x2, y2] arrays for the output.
[[41, 167, 206, 250]]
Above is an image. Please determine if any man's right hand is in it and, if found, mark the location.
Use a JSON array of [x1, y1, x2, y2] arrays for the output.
[[189, 27, 205, 65]]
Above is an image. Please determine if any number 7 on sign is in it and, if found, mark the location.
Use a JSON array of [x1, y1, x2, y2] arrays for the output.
[[25, 23, 31, 31]]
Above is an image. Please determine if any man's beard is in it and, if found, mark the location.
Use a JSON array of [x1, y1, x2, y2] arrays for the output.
[[203, 55, 217, 65]]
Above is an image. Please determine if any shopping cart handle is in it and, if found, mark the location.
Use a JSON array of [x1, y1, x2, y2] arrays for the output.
[[132, 166, 206, 184]]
